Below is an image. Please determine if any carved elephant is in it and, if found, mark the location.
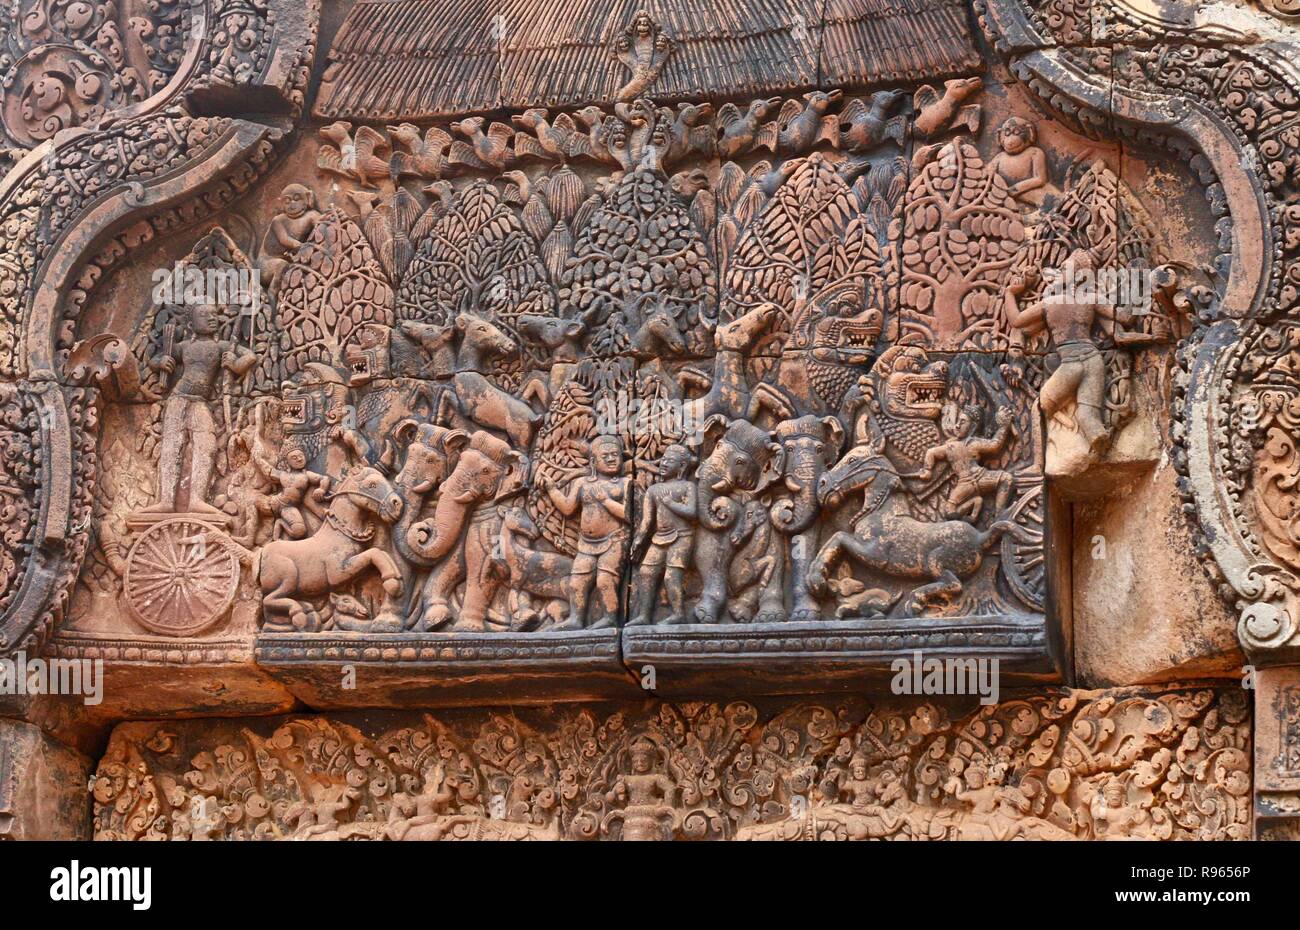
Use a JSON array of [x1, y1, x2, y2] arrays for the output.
[[691, 414, 784, 624], [390, 421, 470, 605], [394, 427, 527, 631], [763, 414, 845, 621]]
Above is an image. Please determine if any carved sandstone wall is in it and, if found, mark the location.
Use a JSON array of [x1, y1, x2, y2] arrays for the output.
[[0, 0, 1295, 840]]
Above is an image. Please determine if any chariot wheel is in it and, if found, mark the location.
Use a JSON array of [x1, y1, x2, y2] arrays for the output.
[[1000, 482, 1045, 610], [124, 517, 240, 636]]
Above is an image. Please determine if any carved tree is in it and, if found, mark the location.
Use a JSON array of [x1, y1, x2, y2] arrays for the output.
[[560, 165, 716, 357], [725, 153, 886, 336], [899, 141, 1025, 350], [270, 209, 396, 382], [398, 180, 556, 383]]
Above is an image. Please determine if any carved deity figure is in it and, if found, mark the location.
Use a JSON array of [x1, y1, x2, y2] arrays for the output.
[[840, 757, 875, 813], [988, 117, 1049, 206], [259, 183, 322, 295], [1004, 248, 1130, 456], [544, 435, 631, 630], [385, 764, 457, 841], [1090, 777, 1156, 840], [145, 302, 256, 514], [915, 404, 1014, 521], [629, 443, 697, 626], [605, 737, 677, 841]]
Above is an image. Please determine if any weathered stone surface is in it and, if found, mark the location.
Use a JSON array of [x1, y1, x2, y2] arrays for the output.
[[1254, 666, 1300, 838], [1073, 455, 1243, 687], [0, 0, 1293, 841], [0, 718, 92, 840], [92, 685, 1249, 841]]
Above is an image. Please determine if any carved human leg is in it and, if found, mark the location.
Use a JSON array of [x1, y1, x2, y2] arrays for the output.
[[148, 395, 189, 511], [186, 403, 222, 514]]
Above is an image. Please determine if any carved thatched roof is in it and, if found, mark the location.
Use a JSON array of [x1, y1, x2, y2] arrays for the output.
[[315, 0, 982, 120]]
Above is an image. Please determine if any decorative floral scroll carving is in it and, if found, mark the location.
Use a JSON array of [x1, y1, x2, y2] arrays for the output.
[[92, 687, 1251, 841]]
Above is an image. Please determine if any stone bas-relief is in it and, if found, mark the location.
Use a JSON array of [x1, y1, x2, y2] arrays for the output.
[[0, 0, 1294, 839], [59, 9, 1205, 702], [91, 686, 1250, 841]]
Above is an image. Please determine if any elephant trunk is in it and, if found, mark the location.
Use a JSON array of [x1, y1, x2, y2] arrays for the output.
[[771, 449, 820, 535], [696, 458, 743, 531], [391, 488, 437, 568], [404, 491, 471, 563]]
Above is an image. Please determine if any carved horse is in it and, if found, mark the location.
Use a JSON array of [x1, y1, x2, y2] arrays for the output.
[[259, 466, 405, 632], [807, 443, 1026, 617]]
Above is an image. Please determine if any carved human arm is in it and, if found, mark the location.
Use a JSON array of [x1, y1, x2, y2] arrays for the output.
[[974, 412, 1013, 457], [913, 444, 946, 481], [221, 343, 257, 378], [1002, 289, 1045, 333], [149, 329, 179, 375], [545, 477, 582, 517], [600, 478, 629, 522], [661, 485, 697, 519]]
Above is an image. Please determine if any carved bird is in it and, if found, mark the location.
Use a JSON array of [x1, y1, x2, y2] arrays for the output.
[[914, 77, 983, 140], [448, 117, 516, 171], [756, 159, 800, 196], [497, 169, 531, 205], [388, 123, 454, 179], [348, 187, 421, 282], [716, 97, 781, 159], [511, 109, 593, 162], [410, 180, 456, 244], [422, 180, 455, 210], [317, 121, 392, 187], [346, 188, 382, 218], [660, 102, 715, 166], [778, 90, 843, 155], [839, 90, 907, 152]]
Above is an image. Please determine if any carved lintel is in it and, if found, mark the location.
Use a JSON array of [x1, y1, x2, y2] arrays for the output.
[[91, 686, 1251, 841]]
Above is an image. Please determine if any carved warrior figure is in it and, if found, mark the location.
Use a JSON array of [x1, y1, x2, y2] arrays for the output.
[[145, 302, 256, 514], [1004, 248, 1127, 457], [630, 443, 697, 625], [917, 405, 1015, 521]]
